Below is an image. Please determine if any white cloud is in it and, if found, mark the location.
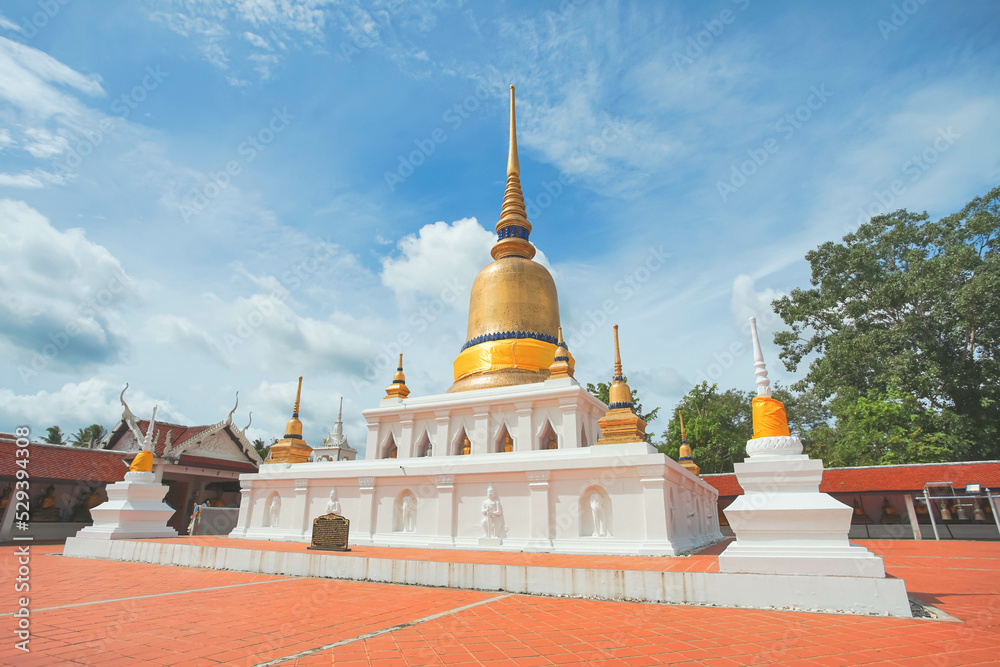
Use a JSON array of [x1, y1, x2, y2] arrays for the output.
[[243, 31, 272, 49], [0, 14, 21, 32], [146, 314, 232, 367], [380, 217, 494, 299], [0, 199, 138, 370], [23, 127, 69, 157], [0, 36, 104, 120], [0, 377, 189, 434], [0, 170, 62, 188], [0, 128, 13, 148], [730, 274, 784, 332]]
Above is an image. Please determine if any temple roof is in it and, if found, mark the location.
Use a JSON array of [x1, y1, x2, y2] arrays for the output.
[[0, 434, 127, 483], [705, 460, 1000, 497]]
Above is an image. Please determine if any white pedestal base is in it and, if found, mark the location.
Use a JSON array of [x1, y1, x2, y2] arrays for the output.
[[75, 472, 178, 540], [719, 442, 886, 578]]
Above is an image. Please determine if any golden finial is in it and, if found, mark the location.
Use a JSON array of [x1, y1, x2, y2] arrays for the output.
[[679, 410, 687, 444], [547, 327, 574, 379], [596, 325, 647, 444], [292, 376, 302, 416], [508, 85, 519, 177], [491, 84, 535, 261], [385, 353, 411, 399]]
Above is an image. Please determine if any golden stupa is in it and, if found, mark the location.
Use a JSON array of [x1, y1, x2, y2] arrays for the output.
[[269, 376, 312, 464], [448, 85, 573, 392], [595, 325, 647, 444]]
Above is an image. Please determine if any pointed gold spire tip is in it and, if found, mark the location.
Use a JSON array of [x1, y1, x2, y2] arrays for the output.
[[508, 84, 519, 177], [292, 376, 303, 416]]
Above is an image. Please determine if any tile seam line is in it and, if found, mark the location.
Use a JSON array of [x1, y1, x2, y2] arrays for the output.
[[251, 593, 512, 667], [0, 576, 297, 615]]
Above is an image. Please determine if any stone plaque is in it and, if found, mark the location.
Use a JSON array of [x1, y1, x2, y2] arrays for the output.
[[308, 513, 351, 552]]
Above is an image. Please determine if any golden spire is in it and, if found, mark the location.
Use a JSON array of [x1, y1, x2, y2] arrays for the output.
[[491, 85, 535, 261], [285, 376, 304, 438], [385, 353, 411, 399], [607, 325, 633, 408], [596, 325, 647, 444], [547, 327, 574, 379], [269, 376, 312, 464]]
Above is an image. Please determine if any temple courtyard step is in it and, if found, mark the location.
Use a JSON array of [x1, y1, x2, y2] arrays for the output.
[[62, 535, 911, 617]]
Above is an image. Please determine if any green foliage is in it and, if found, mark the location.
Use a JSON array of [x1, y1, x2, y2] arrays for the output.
[[586, 378, 660, 442], [657, 381, 752, 474], [70, 424, 107, 449], [42, 426, 66, 445], [773, 185, 1000, 461], [252, 438, 272, 461]]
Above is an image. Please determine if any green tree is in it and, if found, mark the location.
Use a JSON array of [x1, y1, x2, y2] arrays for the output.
[[42, 426, 66, 445], [586, 378, 660, 442], [70, 424, 108, 449], [773, 186, 1000, 460], [804, 386, 968, 467], [658, 382, 752, 473], [252, 438, 272, 461]]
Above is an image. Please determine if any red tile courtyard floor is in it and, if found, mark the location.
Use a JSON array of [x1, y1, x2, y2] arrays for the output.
[[1, 539, 998, 666]]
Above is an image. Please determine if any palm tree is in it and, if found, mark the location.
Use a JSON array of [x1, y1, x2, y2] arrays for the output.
[[252, 438, 273, 462], [70, 424, 108, 449], [42, 426, 66, 445]]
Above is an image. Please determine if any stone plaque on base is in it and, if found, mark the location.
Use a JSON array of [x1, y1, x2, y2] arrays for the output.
[[308, 514, 351, 551]]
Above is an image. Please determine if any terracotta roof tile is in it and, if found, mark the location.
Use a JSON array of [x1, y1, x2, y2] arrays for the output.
[[0, 434, 128, 483], [704, 460, 1000, 497]]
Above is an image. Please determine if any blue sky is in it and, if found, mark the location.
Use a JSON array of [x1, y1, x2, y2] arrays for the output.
[[1, 0, 998, 454]]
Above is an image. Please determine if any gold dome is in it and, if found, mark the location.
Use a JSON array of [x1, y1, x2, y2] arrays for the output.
[[448, 85, 571, 393]]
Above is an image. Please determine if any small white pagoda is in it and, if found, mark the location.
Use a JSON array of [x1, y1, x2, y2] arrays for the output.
[[311, 398, 357, 462]]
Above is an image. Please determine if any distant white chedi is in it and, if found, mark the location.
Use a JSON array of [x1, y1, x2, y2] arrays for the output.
[[718, 317, 887, 577]]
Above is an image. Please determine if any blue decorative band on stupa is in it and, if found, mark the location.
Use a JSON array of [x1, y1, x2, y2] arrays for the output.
[[608, 401, 632, 410], [392, 380, 406, 385], [460, 330, 561, 352], [679, 456, 693, 461], [497, 226, 530, 241], [283, 433, 301, 439], [553, 355, 569, 362]]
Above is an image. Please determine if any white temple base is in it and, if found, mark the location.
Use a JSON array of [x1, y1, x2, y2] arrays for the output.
[[718, 440, 886, 578], [230, 441, 723, 557], [75, 472, 179, 540]]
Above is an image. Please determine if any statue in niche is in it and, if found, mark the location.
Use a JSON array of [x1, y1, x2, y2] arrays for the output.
[[461, 437, 471, 455], [546, 437, 558, 450], [32, 485, 61, 522], [590, 493, 608, 537], [401, 495, 416, 532], [264, 494, 281, 528], [503, 435, 513, 452], [325, 489, 341, 515], [481, 484, 505, 539]]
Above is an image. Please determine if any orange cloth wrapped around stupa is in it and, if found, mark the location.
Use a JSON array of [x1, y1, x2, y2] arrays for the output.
[[129, 450, 153, 472], [751, 396, 791, 439]]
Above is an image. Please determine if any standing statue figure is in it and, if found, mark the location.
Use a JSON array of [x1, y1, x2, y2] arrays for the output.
[[481, 484, 504, 539], [590, 493, 608, 537], [401, 495, 416, 532], [326, 489, 341, 515], [265, 494, 281, 528]]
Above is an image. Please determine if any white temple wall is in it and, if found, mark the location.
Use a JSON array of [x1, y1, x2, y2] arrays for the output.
[[231, 443, 723, 556]]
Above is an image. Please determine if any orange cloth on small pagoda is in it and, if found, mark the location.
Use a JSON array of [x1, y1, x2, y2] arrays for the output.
[[130, 450, 153, 472], [752, 396, 791, 439]]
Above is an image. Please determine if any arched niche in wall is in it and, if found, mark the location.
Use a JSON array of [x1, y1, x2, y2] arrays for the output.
[[452, 426, 471, 455], [414, 430, 432, 457], [380, 431, 398, 459], [493, 422, 514, 453], [579, 485, 613, 537], [393, 489, 417, 533], [537, 420, 558, 450]]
